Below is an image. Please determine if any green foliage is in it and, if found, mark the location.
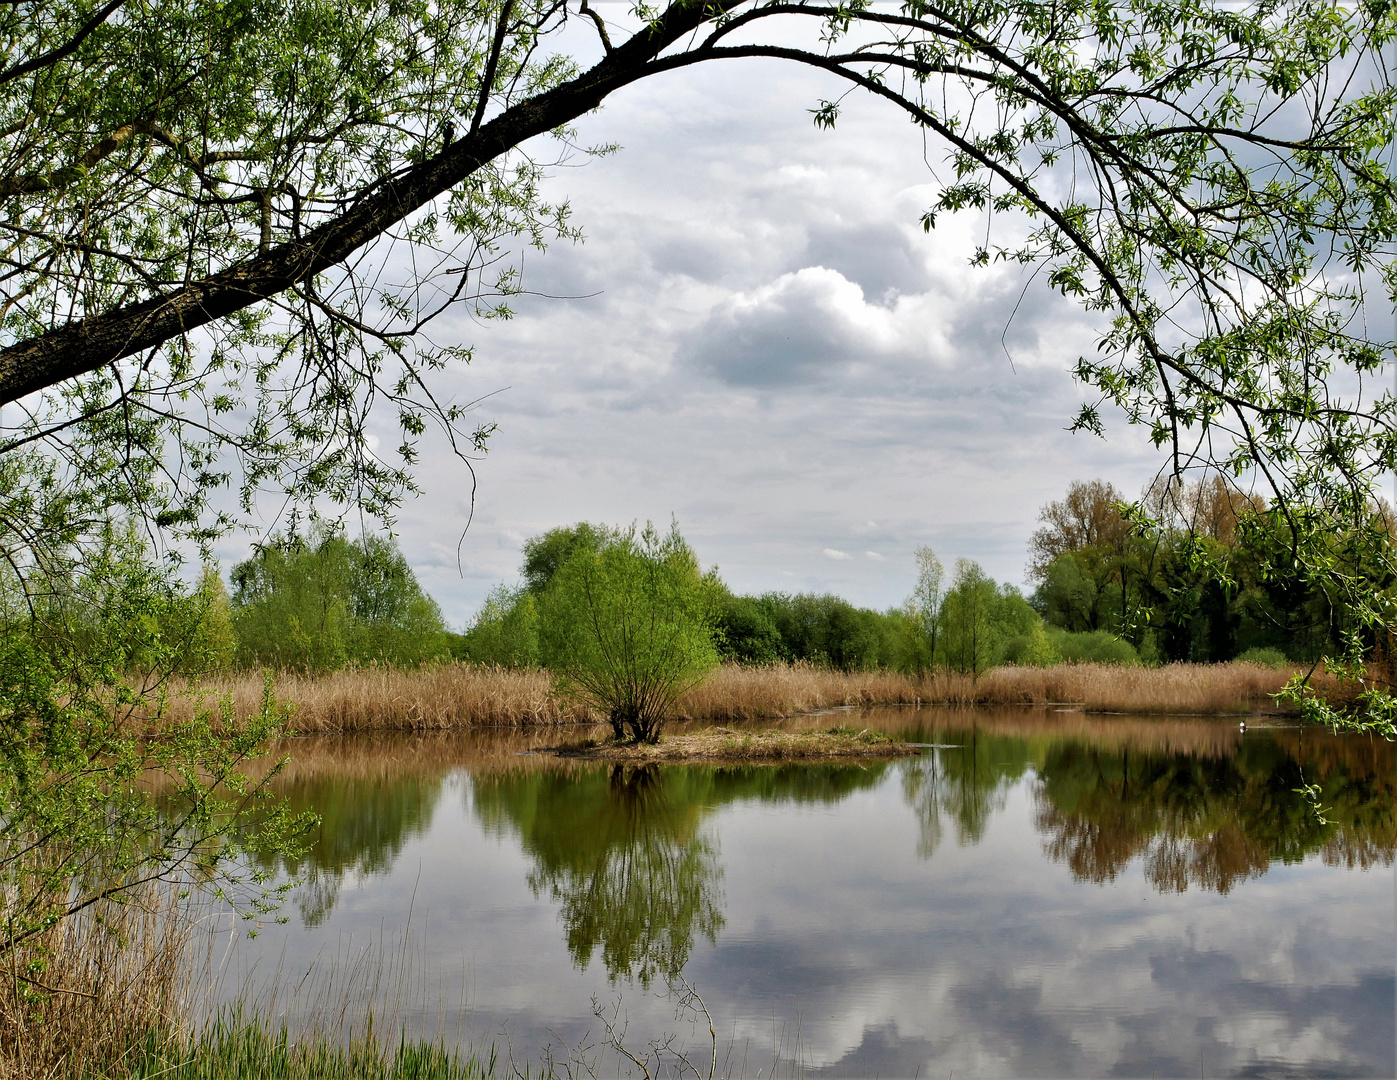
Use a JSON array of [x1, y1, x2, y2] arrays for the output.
[[937, 560, 1040, 676], [521, 523, 609, 594], [1027, 477, 1393, 665], [459, 585, 540, 668], [710, 591, 785, 665], [165, 566, 238, 675], [939, 560, 998, 677], [1047, 628, 1140, 666], [1235, 646, 1291, 670], [1002, 621, 1061, 667], [129, 1011, 493, 1079], [0, 513, 311, 962], [537, 522, 720, 743], [230, 529, 450, 672], [900, 545, 946, 675], [1034, 553, 1101, 634], [749, 592, 904, 671]]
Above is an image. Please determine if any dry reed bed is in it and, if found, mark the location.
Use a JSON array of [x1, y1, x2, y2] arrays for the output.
[[166, 664, 590, 733], [160, 660, 1327, 735], [1, 888, 189, 1080], [947, 661, 1304, 714]]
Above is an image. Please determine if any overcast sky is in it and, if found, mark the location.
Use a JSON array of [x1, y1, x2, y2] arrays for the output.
[[220, 45, 1170, 628]]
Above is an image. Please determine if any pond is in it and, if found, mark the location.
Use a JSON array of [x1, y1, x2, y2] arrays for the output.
[[209, 707, 1396, 1077]]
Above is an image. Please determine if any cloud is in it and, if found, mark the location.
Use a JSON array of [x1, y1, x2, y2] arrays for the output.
[[864, 551, 886, 561], [247, 48, 1170, 626], [685, 266, 917, 387], [823, 548, 853, 560]]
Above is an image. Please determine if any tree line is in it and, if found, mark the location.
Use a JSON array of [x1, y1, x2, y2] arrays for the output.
[[1029, 478, 1397, 666], [461, 517, 1145, 680], [98, 473, 1391, 681]]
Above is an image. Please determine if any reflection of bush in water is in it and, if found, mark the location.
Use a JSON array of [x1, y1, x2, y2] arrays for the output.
[[254, 771, 445, 925], [1033, 734, 1397, 893], [472, 760, 890, 985]]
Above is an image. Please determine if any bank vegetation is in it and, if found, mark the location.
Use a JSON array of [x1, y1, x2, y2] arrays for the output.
[[159, 658, 1340, 735]]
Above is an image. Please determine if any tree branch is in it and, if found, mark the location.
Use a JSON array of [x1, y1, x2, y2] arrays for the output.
[[0, 0, 740, 406], [0, 0, 127, 86]]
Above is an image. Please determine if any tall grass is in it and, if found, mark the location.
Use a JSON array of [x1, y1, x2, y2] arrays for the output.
[[0, 886, 497, 1079], [160, 659, 1324, 734], [0, 887, 188, 1080], [927, 661, 1304, 714], [126, 1017, 492, 1079], [166, 664, 590, 733]]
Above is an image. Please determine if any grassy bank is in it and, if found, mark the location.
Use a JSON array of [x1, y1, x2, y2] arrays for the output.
[[0, 887, 492, 1080], [124, 1021, 491, 1080], [553, 725, 919, 763], [162, 660, 1325, 733]]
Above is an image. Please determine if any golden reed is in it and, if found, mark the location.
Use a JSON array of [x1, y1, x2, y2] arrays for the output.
[[0, 887, 190, 1080], [158, 660, 1321, 734]]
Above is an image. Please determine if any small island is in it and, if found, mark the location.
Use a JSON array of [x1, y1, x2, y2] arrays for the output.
[[550, 726, 921, 764]]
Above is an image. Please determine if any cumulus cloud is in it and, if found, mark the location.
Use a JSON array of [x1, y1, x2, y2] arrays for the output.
[[685, 266, 910, 387], [296, 47, 1166, 625], [824, 548, 853, 560]]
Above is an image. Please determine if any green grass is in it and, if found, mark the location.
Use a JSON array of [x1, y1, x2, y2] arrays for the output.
[[113, 1015, 496, 1080]]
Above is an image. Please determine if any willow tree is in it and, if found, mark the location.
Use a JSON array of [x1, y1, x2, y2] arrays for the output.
[[538, 522, 719, 743], [1, 0, 1397, 709]]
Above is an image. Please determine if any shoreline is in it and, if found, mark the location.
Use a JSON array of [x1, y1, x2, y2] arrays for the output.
[[546, 725, 921, 763], [158, 660, 1328, 735]]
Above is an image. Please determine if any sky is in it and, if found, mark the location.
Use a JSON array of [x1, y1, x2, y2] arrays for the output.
[[218, 40, 1170, 629]]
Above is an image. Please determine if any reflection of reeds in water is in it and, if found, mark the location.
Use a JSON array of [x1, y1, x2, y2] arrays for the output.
[[837, 705, 1248, 759], [245, 706, 1250, 789], [162, 660, 1312, 735]]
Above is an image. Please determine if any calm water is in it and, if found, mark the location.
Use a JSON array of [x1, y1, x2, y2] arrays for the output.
[[211, 708, 1396, 1077]]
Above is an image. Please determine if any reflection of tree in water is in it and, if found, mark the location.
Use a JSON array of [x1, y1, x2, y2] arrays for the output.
[[473, 760, 888, 986], [543, 765, 723, 987], [255, 771, 446, 925], [1032, 732, 1397, 893], [900, 730, 1032, 857], [894, 719, 1397, 893]]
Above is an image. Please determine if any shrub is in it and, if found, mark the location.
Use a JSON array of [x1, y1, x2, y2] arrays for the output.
[[1235, 645, 1291, 669], [538, 521, 720, 743], [1001, 621, 1060, 666], [1048, 628, 1139, 665]]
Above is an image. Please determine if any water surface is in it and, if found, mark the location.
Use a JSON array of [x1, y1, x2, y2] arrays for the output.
[[214, 708, 1396, 1077]]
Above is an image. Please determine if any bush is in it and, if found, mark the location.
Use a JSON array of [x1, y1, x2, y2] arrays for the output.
[[1235, 645, 1291, 669], [1001, 621, 1060, 666], [1048, 628, 1139, 665], [538, 521, 720, 743]]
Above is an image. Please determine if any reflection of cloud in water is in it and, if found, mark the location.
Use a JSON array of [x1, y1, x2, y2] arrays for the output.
[[222, 714, 1395, 1077], [689, 868, 1392, 1078]]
